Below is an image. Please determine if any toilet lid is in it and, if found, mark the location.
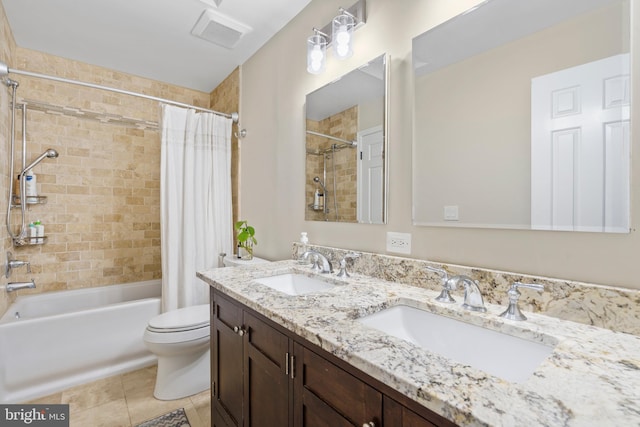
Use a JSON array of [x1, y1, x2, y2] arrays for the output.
[[148, 304, 209, 332]]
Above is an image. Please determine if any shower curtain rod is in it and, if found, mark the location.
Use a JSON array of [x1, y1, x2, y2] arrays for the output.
[[306, 130, 356, 146], [0, 62, 238, 123]]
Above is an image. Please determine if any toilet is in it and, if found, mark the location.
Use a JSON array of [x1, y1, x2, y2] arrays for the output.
[[143, 304, 210, 400]]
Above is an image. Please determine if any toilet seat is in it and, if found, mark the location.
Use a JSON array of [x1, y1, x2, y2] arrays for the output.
[[144, 304, 210, 344], [147, 304, 209, 333]]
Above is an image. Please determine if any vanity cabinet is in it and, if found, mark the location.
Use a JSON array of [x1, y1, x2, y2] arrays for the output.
[[210, 289, 456, 427], [211, 291, 290, 427]]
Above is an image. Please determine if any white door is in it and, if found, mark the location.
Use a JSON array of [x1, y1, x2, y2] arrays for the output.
[[357, 126, 384, 224], [531, 54, 630, 232]]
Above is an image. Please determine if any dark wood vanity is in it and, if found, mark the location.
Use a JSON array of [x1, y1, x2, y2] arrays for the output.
[[210, 289, 457, 427]]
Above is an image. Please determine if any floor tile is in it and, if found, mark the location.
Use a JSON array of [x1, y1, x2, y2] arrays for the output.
[[20, 364, 210, 427], [62, 375, 125, 415], [70, 398, 131, 427]]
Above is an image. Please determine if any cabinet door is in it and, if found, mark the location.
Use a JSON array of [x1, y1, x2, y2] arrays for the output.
[[244, 311, 291, 427], [212, 292, 244, 427], [383, 396, 456, 427], [293, 343, 381, 427]]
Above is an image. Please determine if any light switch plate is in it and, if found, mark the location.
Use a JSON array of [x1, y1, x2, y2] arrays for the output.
[[386, 232, 411, 254], [444, 205, 459, 221]]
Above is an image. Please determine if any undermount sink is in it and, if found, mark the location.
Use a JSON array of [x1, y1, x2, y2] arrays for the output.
[[253, 273, 335, 296], [359, 305, 555, 383]]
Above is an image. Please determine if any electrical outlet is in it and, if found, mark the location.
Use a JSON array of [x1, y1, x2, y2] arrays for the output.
[[386, 232, 411, 254]]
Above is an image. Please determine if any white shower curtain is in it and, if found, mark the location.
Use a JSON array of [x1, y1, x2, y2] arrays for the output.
[[160, 104, 233, 312]]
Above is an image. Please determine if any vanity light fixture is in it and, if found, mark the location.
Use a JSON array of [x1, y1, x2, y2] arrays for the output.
[[332, 8, 356, 59], [306, 0, 366, 74], [307, 29, 328, 75]]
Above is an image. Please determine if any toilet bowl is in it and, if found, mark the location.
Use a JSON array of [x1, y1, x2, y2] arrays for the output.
[[143, 304, 210, 400]]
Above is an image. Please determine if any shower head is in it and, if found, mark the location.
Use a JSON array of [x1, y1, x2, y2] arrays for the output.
[[21, 149, 59, 175], [45, 149, 59, 158], [0, 61, 8, 77], [313, 176, 327, 193]]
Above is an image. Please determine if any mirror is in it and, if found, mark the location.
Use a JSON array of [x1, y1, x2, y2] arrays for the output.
[[305, 54, 388, 223], [412, 0, 631, 232]]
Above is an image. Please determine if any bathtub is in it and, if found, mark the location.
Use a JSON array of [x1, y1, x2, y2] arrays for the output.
[[0, 279, 161, 403]]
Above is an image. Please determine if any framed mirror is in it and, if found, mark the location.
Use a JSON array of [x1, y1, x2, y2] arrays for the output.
[[305, 54, 388, 223], [412, 0, 631, 233]]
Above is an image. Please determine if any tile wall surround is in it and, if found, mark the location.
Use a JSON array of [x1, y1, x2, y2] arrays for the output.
[[0, 0, 17, 315], [0, 0, 240, 318], [293, 243, 640, 336], [305, 105, 358, 222], [209, 67, 240, 233]]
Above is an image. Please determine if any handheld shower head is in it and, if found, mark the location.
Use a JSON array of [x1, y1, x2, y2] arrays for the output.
[[313, 176, 327, 193], [21, 149, 59, 175], [45, 149, 59, 158]]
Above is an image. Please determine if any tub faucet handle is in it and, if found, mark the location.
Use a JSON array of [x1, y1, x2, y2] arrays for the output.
[[5, 251, 31, 278]]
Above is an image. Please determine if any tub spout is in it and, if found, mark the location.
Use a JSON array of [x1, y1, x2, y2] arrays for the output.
[[5, 279, 36, 292]]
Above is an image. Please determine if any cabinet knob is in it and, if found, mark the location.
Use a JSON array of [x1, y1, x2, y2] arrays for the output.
[[233, 326, 240, 333], [238, 328, 246, 336], [362, 422, 375, 427], [233, 325, 246, 336]]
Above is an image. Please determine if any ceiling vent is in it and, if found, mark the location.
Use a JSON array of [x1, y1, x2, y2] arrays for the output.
[[191, 9, 252, 49]]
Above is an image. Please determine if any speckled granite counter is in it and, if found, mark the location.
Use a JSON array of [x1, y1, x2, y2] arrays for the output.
[[197, 260, 640, 427]]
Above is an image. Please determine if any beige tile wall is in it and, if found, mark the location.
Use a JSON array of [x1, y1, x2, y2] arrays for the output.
[[2, 5, 241, 316], [0, 0, 17, 314], [209, 67, 240, 240], [305, 106, 358, 222]]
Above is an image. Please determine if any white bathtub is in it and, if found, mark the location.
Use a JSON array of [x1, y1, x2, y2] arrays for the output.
[[0, 279, 161, 403]]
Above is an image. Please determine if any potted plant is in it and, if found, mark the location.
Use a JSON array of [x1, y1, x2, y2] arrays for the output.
[[235, 220, 257, 260]]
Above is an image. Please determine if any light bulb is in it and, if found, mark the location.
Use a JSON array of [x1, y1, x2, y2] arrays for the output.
[[336, 44, 349, 57], [310, 60, 322, 72], [336, 25, 350, 45], [310, 45, 324, 62]]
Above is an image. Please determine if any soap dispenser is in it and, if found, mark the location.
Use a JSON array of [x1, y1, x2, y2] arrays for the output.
[[297, 232, 309, 264]]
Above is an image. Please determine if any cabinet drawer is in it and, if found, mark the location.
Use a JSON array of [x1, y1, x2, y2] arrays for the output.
[[295, 343, 381, 426]]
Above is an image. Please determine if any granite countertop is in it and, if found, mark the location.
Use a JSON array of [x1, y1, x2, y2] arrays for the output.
[[197, 260, 640, 427]]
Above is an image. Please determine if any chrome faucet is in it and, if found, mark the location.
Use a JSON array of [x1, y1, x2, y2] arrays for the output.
[[499, 282, 544, 321], [5, 251, 31, 278], [449, 275, 487, 313], [302, 250, 333, 273], [5, 279, 36, 292]]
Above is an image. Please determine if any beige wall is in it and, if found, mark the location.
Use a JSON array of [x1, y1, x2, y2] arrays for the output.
[[239, 0, 640, 290], [0, 2, 239, 314], [414, 3, 626, 227]]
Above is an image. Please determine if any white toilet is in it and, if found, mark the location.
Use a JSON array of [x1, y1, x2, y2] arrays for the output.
[[143, 304, 210, 400]]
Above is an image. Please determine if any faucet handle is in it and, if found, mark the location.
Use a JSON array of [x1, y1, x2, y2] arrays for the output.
[[499, 282, 544, 321], [309, 254, 323, 273], [5, 251, 31, 278], [336, 252, 361, 278], [425, 266, 455, 303]]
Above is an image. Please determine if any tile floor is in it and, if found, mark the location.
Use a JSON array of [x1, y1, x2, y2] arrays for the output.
[[25, 365, 210, 427]]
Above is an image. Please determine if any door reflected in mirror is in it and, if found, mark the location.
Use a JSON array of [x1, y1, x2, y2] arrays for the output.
[[305, 54, 388, 223], [412, 0, 630, 233]]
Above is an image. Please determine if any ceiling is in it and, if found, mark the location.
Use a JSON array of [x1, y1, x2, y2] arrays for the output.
[[1, 0, 312, 92]]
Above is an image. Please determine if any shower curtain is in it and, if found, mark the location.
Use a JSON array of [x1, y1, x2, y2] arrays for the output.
[[160, 104, 233, 311]]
